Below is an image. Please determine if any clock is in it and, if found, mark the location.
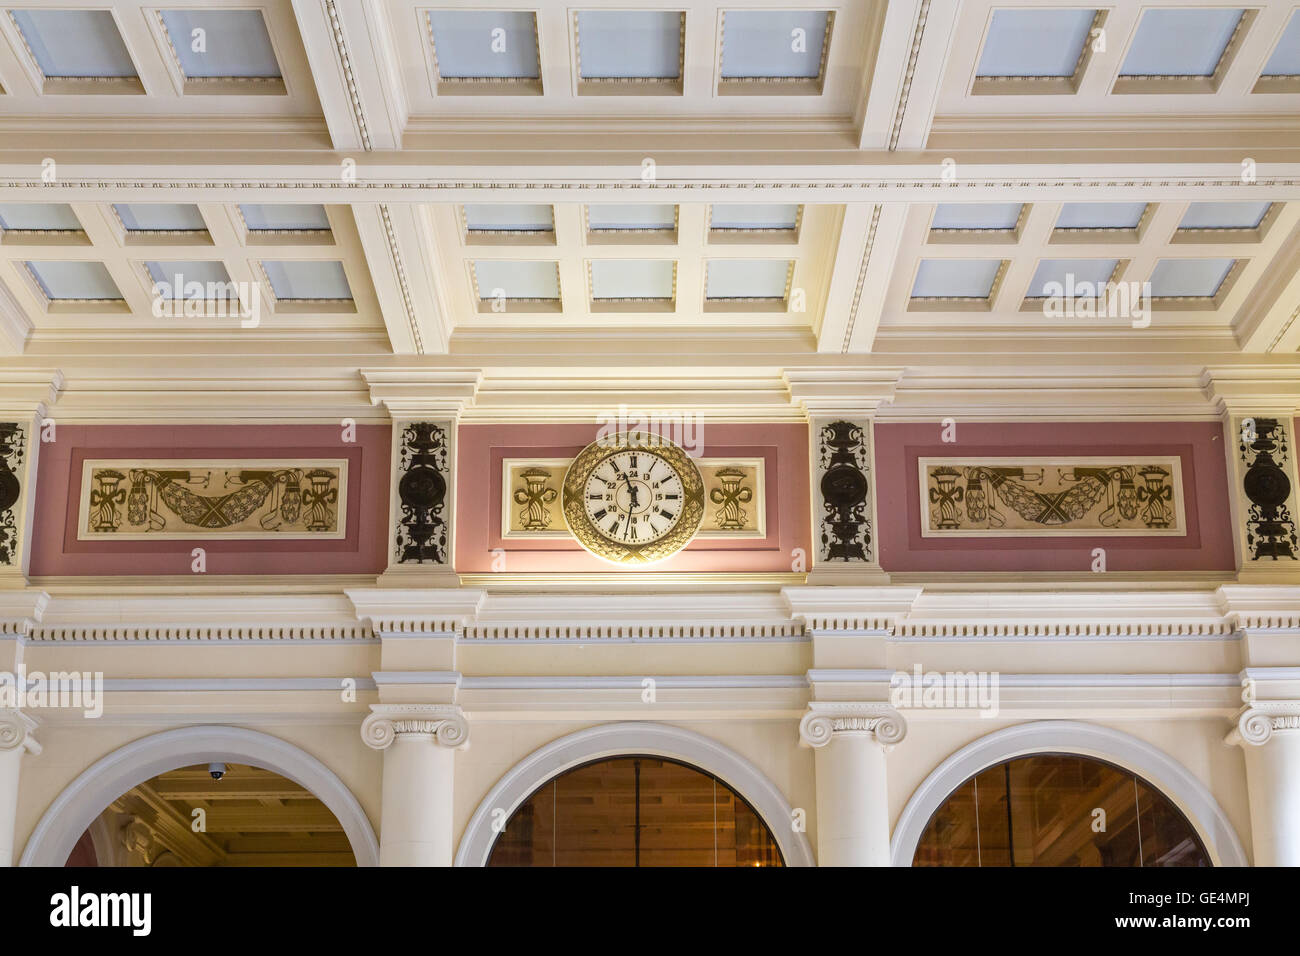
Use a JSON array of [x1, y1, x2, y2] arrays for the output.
[[562, 432, 705, 564]]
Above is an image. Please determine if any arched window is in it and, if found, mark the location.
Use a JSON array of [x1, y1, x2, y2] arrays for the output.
[[487, 756, 784, 867], [913, 753, 1210, 866]]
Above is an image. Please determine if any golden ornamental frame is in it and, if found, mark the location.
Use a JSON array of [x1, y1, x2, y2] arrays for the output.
[[562, 431, 705, 564]]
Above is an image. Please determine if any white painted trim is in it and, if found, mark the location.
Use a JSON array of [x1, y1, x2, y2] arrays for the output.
[[889, 720, 1248, 867], [19, 726, 379, 867], [455, 722, 815, 867]]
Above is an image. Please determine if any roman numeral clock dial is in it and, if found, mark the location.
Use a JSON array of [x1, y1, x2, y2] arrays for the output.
[[561, 433, 705, 564]]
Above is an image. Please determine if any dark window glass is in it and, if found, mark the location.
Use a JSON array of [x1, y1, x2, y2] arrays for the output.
[[487, 756, 783, 867], [914, 754, 1210, 867]]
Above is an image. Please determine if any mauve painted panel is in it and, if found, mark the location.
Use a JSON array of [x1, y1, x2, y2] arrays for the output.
[[29, 424, 389, 576], [455, 422, 810, 573], [874, 421, 1235, 573]]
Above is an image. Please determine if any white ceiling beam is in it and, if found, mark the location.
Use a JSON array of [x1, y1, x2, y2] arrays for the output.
[[0, 275, 33, 354], [817, 203, 908, 354], [884, 0, 960, 152], [353, 203, 451, 354], [1234, 219, 1300, 354]]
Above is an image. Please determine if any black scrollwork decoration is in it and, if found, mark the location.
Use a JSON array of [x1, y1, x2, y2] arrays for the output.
[[396, 422, 449, 564], [818, 420, 871, 562], [0, 423, 22, 566], [1239, 418, 1297, 561]]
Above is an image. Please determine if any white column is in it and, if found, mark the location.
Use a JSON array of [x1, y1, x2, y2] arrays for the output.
[[362, 704, 467, 867], [1229, 705, 1300, 866], [0, 709, 39, 867], [800, 702, 905, 866]]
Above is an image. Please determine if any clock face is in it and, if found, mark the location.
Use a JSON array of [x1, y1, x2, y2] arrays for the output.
[[562, 433, 705, 564]]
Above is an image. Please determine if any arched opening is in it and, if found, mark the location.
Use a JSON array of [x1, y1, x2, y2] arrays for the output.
[[487, 755, 783, 867], [21, 726, 379, 867], [913, 753, 1211, 867], [65, 762, 356, 867]]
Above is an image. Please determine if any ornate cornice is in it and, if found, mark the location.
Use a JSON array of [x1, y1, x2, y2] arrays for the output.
[[799, 702, 907, 749], [361, 704, 469, 751], [1226, 702, 1300, 746]]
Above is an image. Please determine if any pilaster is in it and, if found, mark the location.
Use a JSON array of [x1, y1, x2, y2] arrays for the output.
[[0, 371, 61, 588]]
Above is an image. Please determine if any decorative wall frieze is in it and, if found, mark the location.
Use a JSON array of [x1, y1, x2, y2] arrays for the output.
[[920, 457, 1185, 537], [0, 424, 26, 566], [799, 702, 907, 749], [360, 704, 469, 750], [1233, 416, 1298, 563], [815, 420, 875, 564], [392, 422, 452, 566], [1226, 702, 1300, 746]]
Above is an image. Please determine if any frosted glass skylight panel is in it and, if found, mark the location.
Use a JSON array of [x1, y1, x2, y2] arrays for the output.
[[1056, 203, 1148, 229], [239, 205, 331, 231], [576, 11, 681, 79], [1148, 258, 1235, 297], [114, 204, 206, 232], [428, 11, 539, 79], [261, 261, 353, 300], [710, 204, 799, 230], [1178, 202, 1272, 229], [587, 205, 677, 231], [720, 10, 829, 79], [975, 9, 1095, 77], [0, 204, 82, 231], [1120, 9, 1243, 77], [464, 204, 554, 232], [25, 261, 122, 300], [1026, 259, 1119, 296], [9, 9, 137, 78], [146, 261, 234, 297], [159, 10, 281, 78], [706, 260, 791, 299], [911, 259, 1002, 298], [1262, 12, 1300, 75], [931, 203, 1023, 230], [590, 260, 675, 299], [473, 260, 559, 299]]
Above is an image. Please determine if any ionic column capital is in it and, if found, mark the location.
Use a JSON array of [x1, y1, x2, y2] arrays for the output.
[[799, 702, 906, 750], [0, 708, 39, 755], [361, 704, 468, 751], [1226, 703, 1300, 747]]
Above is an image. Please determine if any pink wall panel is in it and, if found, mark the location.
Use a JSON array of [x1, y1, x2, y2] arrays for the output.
[[874, 421, 1235, 573], [456, 423, 810, 573], [29, 424, 389, 576]]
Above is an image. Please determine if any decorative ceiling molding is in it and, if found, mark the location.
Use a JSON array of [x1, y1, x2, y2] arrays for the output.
[[888, 0, 932, 151]]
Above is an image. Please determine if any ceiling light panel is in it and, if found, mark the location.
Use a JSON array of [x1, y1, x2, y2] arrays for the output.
[[427, 10, 541, 93], [1116, 7, 1248, 93], [145, 261, 234, 297], [710, 204, 800, 231], [114, 204, 208, 232], [472, 260, 560, 300], [590, 259, 675, 299], [931, 203, 1024, 230], [575, 10, 683, 94], [24, 260, 123, 300], [239, 205, 331, 232], [587, 204, 677, 231], [1177, 202, 1272, 229], [1262, 11, 1300, 75], [975, 8, 1096, 78], [706, 259, 791, 298], [1148, 258, 1236, 297], [911, 259, 1003, 298], [0, 204, 83, 231], [464, 204, 554, 232], [719, 9, 832, 93], [158, 10, 282, 80], [1025, 258, 1119, 297], [1055, 203, 1148, 230], [261, 260, 354, 300], [8, 8, 141, 91]]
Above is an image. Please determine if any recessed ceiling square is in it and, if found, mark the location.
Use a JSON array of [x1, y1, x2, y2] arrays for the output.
[[720, 10, 829, 79], [576, 11, 682, 79], [464, 204, 554, 232], [911, 259, 1002, 298], [1026, 259, 1119, 296], [1262, 11, 1300, 75], [9, 9, 137, 78], [114, 204, 207, 232], [710, 204, 799, 230], [24, 260, 122, 300], [931, 203, 1023, 230], [975, 9, 1096, 77], [590, 259, 675, 300], [587, 204, 677, 231], [0, 203, 82, 231], [146, 261, 234, 297], [473, 260, 560, 300], [261, 261, 353, 300], [706, 259, 791, 299], [159, 10, 281, 78], [240, 205, 331, 231], [1120, 8, 1244, 77], [1178, 202, 1272, 229], [1055, 203, 1148, 230], [428, 10, 539, 79], [1148, 258, 1236, 297]]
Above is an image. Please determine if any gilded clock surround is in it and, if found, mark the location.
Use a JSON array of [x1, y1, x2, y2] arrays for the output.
[[562, 432, 705, 564]]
